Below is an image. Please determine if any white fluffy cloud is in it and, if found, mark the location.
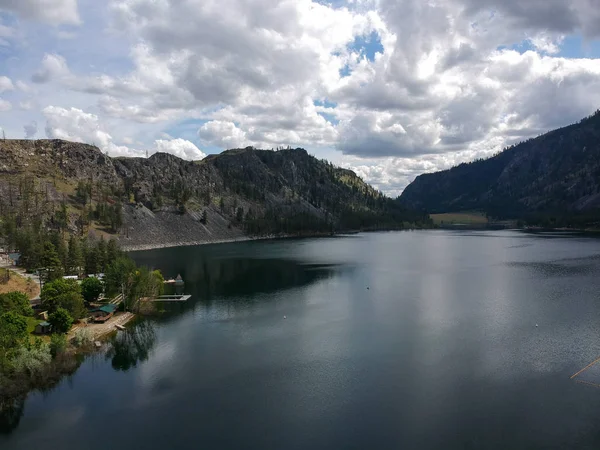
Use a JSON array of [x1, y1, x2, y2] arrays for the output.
[[0, 75, 13, 93], [32, 54, 70, 83], [2, 0, 600, 193], [43, 106, 114, 149], [154, 138, 206, 160], [23, 121, 37, 138], [0, 0, 80, 25], [42, 105, 205, 160]]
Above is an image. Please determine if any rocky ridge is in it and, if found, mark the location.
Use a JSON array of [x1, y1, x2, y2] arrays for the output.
[[0, 140, 428, 249]]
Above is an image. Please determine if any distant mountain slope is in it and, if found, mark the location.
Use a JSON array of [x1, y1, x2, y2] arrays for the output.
[[400, 110, 600, 218], [0, 140, 429, 249]]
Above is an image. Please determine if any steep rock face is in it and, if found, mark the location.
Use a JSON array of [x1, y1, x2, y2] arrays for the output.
[[0, 139, 119, 183], [400, 111, 600, 217], [0, 141, 428, 248]]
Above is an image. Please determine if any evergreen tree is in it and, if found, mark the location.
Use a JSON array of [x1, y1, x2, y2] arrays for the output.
[[85, 246, 99, 275], [41, 242, 63, 281], [106, 238, 119, 263], [67, 235, 83, 276], [97, 237, 107, 273], [50, 233, 68, 274], [201, 210, 208, 224]]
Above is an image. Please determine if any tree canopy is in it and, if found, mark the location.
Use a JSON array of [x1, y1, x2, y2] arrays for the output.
[[0, 292, 33, 317], [0, 312, 28, 358], [40, 278, 86, 319], [81, 277, 103, 303], [48, 308, 73, 334]]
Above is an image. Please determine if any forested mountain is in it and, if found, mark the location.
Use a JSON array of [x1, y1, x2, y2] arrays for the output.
[[0, 140, 429, 250], [400, 110, 600, 223]]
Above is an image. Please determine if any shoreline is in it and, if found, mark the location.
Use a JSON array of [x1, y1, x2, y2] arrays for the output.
[[120, 232, 336, 252], [120, 227, 431, 252], [69, 311, 137, 341]]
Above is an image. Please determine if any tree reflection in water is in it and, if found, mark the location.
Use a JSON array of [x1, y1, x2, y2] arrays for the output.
[[107, 321, 157, 371], [0, 397, 25, 435]]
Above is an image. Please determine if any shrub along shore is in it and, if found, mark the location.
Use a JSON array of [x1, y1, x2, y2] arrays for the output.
[[0, 236, 164, 403]]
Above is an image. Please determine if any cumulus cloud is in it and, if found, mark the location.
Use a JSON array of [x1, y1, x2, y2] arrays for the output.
[[23, 121, 37, 138], [0, 98, 11, 112], [154, 138, 206, 160], [0, 75, 13, 93], [44, 106, 114, 149], [42, 105, 206, 160], [0, 0, 80, 25], [5, 0, 600, 194], [198, 121, 248, 149], [32, 54, 70, 83]]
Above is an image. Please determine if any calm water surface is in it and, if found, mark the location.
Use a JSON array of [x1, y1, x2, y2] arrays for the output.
[[4, 230, 600, 449]]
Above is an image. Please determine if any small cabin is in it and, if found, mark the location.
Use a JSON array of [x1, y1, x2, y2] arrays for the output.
[[35, 321, 52, 335], [90, 304, 117, 323]]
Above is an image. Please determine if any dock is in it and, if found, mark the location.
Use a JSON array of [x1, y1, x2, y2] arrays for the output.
[[147, 294, 192, 303]]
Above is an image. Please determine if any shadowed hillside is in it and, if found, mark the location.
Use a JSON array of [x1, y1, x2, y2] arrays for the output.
[[400, 110, 600, 224]]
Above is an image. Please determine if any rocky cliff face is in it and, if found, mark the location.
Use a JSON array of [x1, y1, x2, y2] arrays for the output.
[[0, 140, 428, 249], [400, 110, 600, 218]]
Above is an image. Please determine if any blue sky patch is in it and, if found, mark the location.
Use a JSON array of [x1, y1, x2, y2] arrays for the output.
[[314, 99, 338, 108], [349, 31, 384, 62], [318, 112, 339, 125], [497, 34, 600, 58], [314, 99, 339, 124], [339, 63, 352, 78], [559, 35, 600, 58]]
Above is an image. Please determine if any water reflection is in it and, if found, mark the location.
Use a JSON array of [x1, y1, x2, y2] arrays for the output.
[[141, 250, 342, 319], [0, 397, 24, 435], [107, 321, 157, 371], [190, 259, 338, 299]]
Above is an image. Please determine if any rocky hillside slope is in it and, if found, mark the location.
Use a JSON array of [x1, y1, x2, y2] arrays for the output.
[[400, 110, 600, 219], [0, 140, 429, 249]]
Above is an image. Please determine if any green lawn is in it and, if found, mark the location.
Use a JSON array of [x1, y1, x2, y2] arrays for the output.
[[430, 212, 488, 225]]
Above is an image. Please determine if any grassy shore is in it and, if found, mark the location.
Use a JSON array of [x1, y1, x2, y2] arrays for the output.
[[430, 212, 488, 226]]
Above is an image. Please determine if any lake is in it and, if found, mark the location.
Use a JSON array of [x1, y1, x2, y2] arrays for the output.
[[3, 230, 600, 449]]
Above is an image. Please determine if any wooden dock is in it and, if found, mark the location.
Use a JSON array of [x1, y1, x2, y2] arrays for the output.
[[147, 294, 192, 303]]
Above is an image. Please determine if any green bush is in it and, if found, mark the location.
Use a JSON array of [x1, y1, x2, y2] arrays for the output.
[[0, 291, 33, 316], [50, 334, 67, 358], [72, 328, 93, 348], [11, 343, 52, 375], [48, 308, 74, 334], [0, 312, 28, 354]]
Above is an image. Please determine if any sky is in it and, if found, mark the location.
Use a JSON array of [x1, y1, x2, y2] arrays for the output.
[[1, 0, 600, 196]]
